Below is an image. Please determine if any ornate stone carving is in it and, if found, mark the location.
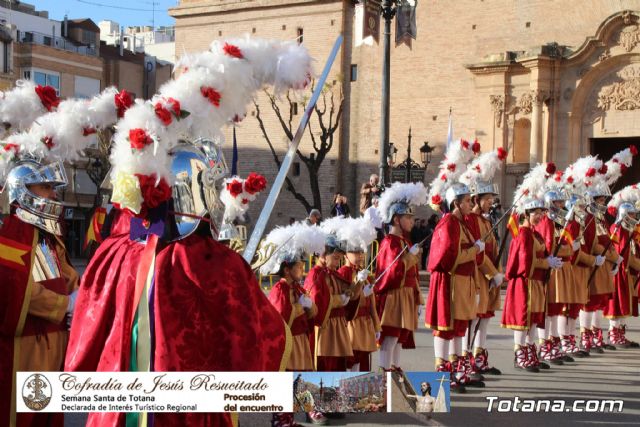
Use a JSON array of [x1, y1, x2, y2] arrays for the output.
[[489, 94, 504, 127], [598, 48, 611, 62], [622, 10, 636, 26], [597, 66, 640, 111], [618, 25, 640, 52], [516, 92, 533, 115], [532, 89, 550, 105]]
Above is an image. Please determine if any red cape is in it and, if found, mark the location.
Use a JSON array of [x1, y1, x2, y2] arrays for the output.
[[65, 211, 290, 427], [502, 226, 537, 328]]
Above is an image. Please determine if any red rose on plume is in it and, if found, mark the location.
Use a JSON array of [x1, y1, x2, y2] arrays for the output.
[[607, 206, 617, 217], [223, 43, 244, 59], [567, 176, 574, 184], [83, 127, 96, 136], [546, 162, 556, 175], [475, 165, 481, 172], [598, 164, 608, 175], [586, 167, 596, 177], [431, 194, 442, 205], [554, 171, 563, 182], [129, 128, 153, 149], [136, 174, 172, 209], [166, 97, 181, 116], [471, 140, 481, 154], [447, 163, 456, 172], [613, 158, 619, 163], [440, 174, 447, 181], [630, 145, 638, 156], [201, 87, 221, 107], [227, 180, 244, 198], [114, 90, 133, 118], [244, 172, 267, 194], [35, 85, 60, 112], [41, 136, 54, 149], [3, 143, 19, 154], [154, 103, 172, 126], [241, 198, 249, 205], [497, 147, 508, 161], [461, 139, 469, 150], [621, 164, 628, 173]]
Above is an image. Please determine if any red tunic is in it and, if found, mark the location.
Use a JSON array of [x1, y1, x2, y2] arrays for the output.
[[65, 210, 290, 427], [604, 224, 632, 318], [501, 226, 547, 330]]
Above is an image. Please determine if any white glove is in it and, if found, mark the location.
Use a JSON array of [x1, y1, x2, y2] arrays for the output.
[[474, 239, 485, 253], [595, 255, 605, 267], [356, 269, 370, 283], [298, 294, 312, 309], [409, 244, 421, 256], [547, 256, 563, 269], [572, 240, 581, 251], [417, 305, 422, 319], [375, 331, 381, 341], [491, 273, 505, 288], [611, 265, 619, 276], [616, 255, 624, 265], [66, 289, 78, 314], [340, 294, 350, 306], [363, 283, 374, 297]]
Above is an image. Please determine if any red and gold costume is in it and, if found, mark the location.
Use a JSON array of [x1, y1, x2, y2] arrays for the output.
[[582, 214, 617, 312], [425, 214, 478, 337], [628, 238, 640, 318], [304, 262, 353, 371], [501, 225, 549, 330], [339, 265, 381, 371], [268, 278, 316, 371], [466, 213, 500, 318], [604, 223, 634, 319], [375, 233, 422, 344], [573, 214, 602, 310], [65, 211, 291, 427], [0, 215, 78, 427]]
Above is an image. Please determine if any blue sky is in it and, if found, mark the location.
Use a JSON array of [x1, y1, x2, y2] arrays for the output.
[[405, 371, 450, 403], [297, 372, 365, 388], [29, 0, 176, 28]]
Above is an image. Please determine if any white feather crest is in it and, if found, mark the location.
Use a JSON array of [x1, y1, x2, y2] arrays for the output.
[[0, 80, 50, 137], [607, 184, 640, 213], [514, 162, 556, 213], [379, 181, 428, 223], [335, 217, 377, 252], [220, 173, 268, 222], [428, 138, 478, 206], [259, 222, 326, 275], [605, 147, 636, 186], [459, 148, 507, 188], [563, 155, 605, 193], [320, 215, 347, 236], [363, 206, 383, 229]]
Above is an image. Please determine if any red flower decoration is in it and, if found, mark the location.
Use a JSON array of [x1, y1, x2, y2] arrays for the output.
[[241, 198, 249, 205], [447, 163, 456, 172], [523, 189, 530, 195], [598, 164, 608, 175], [546, 162, 556, 175], [461, 139, 469, 150], [554, 171, 563, 182], [613, 158, 619, 163], [135, 174, 172, 210], [440, 174, 447, 181], [166, 97, 181, 116], [154, 103, 172, 126], [607, 206, 617, 217], [630, 145, 638, 156], [223, 43, 244, 59], [244, 172, 267, 194], [3, 143, 19, 154], [621, 164, 628, 173], [114, 90, 133, 118], [83, 127, 96, 136], [41, 136, 54, 149], [227, 180, 244, 198], [471, 140, 481, 154], [567, 176, 574, 184], [586, 167, 596, 178], [497, 147, 508, 161], [35, 85, 60, 111], [129, 128, 153, 149], [475, 165, 481, 172], [201, 86, 221, 107], [431, 194, 442, 205]]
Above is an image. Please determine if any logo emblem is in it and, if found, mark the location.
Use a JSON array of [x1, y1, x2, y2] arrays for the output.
[[22, 373, 52, 411]]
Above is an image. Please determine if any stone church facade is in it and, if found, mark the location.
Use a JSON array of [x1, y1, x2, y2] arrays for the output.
[[170, 0, 640, 226]]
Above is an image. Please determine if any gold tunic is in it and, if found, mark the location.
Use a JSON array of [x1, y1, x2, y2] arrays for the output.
[[316, 274, 353, 358], [476, 215, 501, 314], [379, 252, 424, 330]]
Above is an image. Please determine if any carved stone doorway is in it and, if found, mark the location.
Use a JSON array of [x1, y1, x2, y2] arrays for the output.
[[590, 136, 640, 192]]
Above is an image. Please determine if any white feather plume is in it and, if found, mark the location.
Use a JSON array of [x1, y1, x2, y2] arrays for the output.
[[459, 148, 507, 188], [607, 184, 640, 214], [514, 162, 556, 214], [259, 222, 326, 275], [428, 138, 478, 207], [0, 80, 50, 137], [605, 147, 636, 186], [378, 181, 428, 223], [335, 217, 377, 252], [363, 206, 383, 229]]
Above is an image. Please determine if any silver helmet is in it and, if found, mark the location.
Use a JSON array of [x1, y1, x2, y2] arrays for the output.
[[473, 180, 499, 196], [566, 192, 587, 222], [544, 189, 568, 226], [586, 184, 611, 219], [445, 183, 471, 207], [522, 197, 546, 212], [168, 139, 228, 241], [616, 202, 638, 231], [2, 158, 67, 235]]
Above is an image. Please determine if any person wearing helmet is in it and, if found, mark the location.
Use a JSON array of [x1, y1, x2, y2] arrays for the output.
[[304, 234, 354, 372], [0, 157, 79, 427], [465, 181, 504, 377], [604, 202, 640, 348], [425, 183, 485, 392], [502, 198, 563, 373]]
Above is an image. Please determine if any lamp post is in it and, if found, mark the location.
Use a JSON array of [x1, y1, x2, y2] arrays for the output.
[[389, 127, 433, 183], [378, 0, 394, 186]]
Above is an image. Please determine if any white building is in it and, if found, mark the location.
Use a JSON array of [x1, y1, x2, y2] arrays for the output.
[[98, 20, 175, 64]]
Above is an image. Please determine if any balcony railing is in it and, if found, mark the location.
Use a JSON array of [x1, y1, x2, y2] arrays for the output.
[[16, 30, 97, 57]]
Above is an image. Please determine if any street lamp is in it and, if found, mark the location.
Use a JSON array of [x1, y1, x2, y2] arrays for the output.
[[419, 140, 433, 167], [390, 127, 431, 183]]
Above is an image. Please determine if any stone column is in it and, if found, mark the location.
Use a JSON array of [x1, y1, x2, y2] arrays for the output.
[[529, 89, 549, 166]]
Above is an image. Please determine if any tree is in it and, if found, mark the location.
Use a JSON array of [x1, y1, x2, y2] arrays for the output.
[[84, 128, 112, 207], [254, 80, 344, 214]]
